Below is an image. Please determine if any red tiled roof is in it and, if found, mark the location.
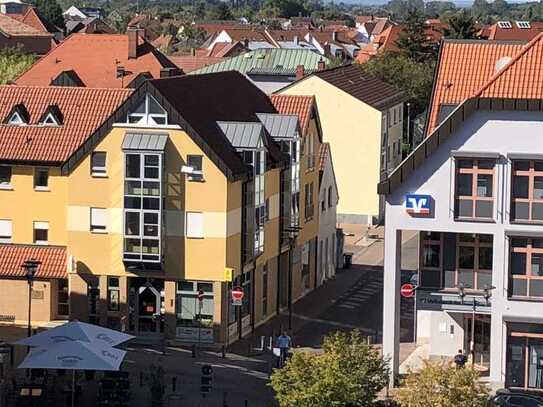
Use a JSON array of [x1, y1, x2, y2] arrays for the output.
[[318, 142, 330, 172], [168, 55, 224, 73], [0, 85, 131, 163], [10, 7, 54, 34], [270, 94, 314, 135], [0, 12, 51, 36], [426, 39, 526, 135], [0, 244, 67, 279], [217, 28, 271, 43], [486, 21, 543, 41], [16, 33, 178, 88]]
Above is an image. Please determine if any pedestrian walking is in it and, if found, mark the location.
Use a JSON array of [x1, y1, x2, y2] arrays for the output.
[[454, 349, 467, 368], [277, 332, 292, 368]]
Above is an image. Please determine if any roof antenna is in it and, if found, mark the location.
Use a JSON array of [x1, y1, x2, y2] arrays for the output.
[[26, 135, 32, 144]]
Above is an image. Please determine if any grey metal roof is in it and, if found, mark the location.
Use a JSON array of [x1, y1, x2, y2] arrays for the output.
[[122, 133, 168, 151], [256, 113, 299, 140], [216, 121, 264, 149]]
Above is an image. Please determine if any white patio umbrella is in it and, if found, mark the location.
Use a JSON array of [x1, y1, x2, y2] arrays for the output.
[[15, 320, 134, 348], [18, 340, 128, 407]]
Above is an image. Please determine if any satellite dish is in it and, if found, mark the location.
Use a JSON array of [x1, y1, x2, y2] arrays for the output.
[[495, 56, 512, 72]]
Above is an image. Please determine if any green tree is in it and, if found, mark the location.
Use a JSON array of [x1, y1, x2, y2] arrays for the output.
[[395, 8, 436, 62], [270, 330, 388, 407], [443, 11, 479, 39], [263, 0, 307, 18], [361, 51, 435, 117], [471, 0, 491, 21], [0, 47, 36, 85], [35, 0, 65, 29], [206, 2, 234, 20], [395, 361, 490, 407], [492, 0, 509, 17]]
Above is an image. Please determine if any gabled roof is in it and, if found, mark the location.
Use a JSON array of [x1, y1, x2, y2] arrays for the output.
[[269, 94, 314, 135], [299, 64, 405, 110], [0, 12, 52, 36], [15, 33, 178, 88], [168, 55, 224, 73], [426, 39, 526, 135], [485, 21, 543, 41], [0, 86, 131, 163], [0, 244, 67, 279], [10, 6, 59, 34], [190, 48, 329, 76], [379, 33, 543, 195]]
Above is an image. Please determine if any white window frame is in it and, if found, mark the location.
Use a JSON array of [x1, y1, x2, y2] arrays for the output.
[[0, 219, 12, 243], [186, 155, 204, 181], [33, 221, 49, 245], [91, 151, 107, 176], [126, 94, 168, 126], [186, 212, 204, 239], [41, 112, 59, 126], [8, 111, 25, 125], [90, 207, 107, 233]]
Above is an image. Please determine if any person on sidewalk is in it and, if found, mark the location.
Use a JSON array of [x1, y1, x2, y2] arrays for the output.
[[277, 332, 292, 368], [454, 349, 467, 369]]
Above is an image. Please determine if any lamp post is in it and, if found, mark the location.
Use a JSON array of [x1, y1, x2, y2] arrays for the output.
[[21, 259, 41, 339], [456, 283, 475, 369]]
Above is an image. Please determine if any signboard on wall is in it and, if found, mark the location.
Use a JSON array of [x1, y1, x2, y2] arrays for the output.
[[405, 194, 432, 216], [416, 291, 491, 314], [176, 327, 214, 343]]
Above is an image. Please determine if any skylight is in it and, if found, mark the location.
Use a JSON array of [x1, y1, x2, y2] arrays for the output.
[[497, 21, 513, 29], [516, 21, 531, 29]]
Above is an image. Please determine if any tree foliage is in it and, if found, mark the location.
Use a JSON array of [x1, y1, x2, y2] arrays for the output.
[[206, 2, 234, 20], [395, 361, 490, 407], [395, 8, 436, 62], [270, 330, 388, 407], [443, 11, 479, 39], [0, 47, 36, 85], [35, 0, 65, 29], [361, 51, 435, 117]]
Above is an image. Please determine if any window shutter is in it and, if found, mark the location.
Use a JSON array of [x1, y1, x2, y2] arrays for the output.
[[186, 212, 204, 238], [91, 208, 107, 230], [33, 221, 49, 230], [0, 220, 12, 239]]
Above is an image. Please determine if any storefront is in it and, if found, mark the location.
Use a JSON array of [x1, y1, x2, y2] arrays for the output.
[[128, 277, 164, 338], [506, 323, 543, 390]]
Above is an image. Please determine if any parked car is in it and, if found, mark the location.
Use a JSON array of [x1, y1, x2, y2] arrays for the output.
[[489, 390, 543, 406]]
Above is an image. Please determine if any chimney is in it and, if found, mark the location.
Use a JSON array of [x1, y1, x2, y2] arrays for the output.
[[317, 59, 325, 71], [293, 35, 298, 45], [332, 31, 337, 41], [190, 47, 196, 56], [295, 64, 304, 80], [160, 67, 183, 78], [127, 28, 142, 59]]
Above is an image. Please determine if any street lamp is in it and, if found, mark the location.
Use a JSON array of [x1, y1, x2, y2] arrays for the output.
[[456, 283, 476, 369], [21, 259, 41, 339]]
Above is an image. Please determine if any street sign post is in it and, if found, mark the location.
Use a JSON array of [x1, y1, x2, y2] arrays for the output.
[[410, 274, 419, 287], [231, 286, 243, 306], [400, 283, 415, 298]]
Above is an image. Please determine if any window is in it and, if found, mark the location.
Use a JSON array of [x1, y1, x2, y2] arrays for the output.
[[321, 199, 326, 213], [516, 21, 531, 29], [126, 94, 167, 126], [176, 281, 214, 327], [454, 234, 493, 290], [455, 159, 495, 220], [304, 182, 314, 220], [57, 279, 69, 317], [302, 242, 310, 289], [88, 285, 100, 324], [510, 237, 543, 299], [241, 271, 251, 317], [33, 221, 48, 244], [90, 208, 107, 232], [186, 212, 204, 238], [305, 134, 315, 170], [512, 160, 543, 223], [420, 232, 442, 288], [186, 155, 203, 181], [91, 152, 107, 176], [497, 21, 512, 28], [107, 277, 120, 312], [328, 187, 332, 208], [8, 111, 25, 125], [393, 108, 397, 125], [123, 152, 162, 263], [0, 166, 11, 187], [0, 220, 12, 243], [262, 263, 268, 317], [41, 112, 59, 126], [34, 168, 49, 190]]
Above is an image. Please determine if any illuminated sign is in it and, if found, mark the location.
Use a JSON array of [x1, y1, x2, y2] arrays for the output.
[[405, 194, 431, 215]]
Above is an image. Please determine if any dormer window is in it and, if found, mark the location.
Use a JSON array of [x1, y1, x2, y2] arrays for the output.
[[38, 105, 63, 126], [126, 94, 168, 126], [4, 103, 29, 126]]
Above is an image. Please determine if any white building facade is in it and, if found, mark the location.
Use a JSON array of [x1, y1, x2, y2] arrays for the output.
[[381, 96, 543, 391]]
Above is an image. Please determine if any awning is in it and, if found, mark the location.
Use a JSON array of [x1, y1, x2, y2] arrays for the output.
[[122, 133, 168, 151], [216, 121, 264, 149], [257, 113, 299, 140]]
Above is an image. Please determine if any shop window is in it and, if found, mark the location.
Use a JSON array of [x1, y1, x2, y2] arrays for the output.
[[512, 160, 543, 223], [510, 237, 543, 299], [176, 281, 214, 327], [454, 159, 495, 220], [455, 234, 493, 290], [33, 221, 48, 244], [420, 232, 442, 288], [91, 152, 107, 176], [57, 279, 69, 317], [34, 168, 49, 190], [107, 277, 120, 312]]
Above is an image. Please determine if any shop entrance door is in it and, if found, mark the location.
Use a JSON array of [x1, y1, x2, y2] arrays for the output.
[[507, 333, 543, 390], [464, 315, 491, 374]]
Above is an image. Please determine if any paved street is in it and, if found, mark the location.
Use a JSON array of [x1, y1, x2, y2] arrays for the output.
[[0, 227, 419, 407]]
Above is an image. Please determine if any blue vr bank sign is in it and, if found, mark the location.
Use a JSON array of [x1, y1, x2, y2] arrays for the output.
[[405, 194, 432, 216]]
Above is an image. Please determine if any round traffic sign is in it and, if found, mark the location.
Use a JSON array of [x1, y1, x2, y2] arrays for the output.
[[231, 287, 244, 301], [400, 283, 415, 298]]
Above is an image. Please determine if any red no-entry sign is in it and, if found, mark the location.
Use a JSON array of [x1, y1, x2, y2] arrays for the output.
[[231, 287, 244, 306], [400, 283, 415, 298]]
